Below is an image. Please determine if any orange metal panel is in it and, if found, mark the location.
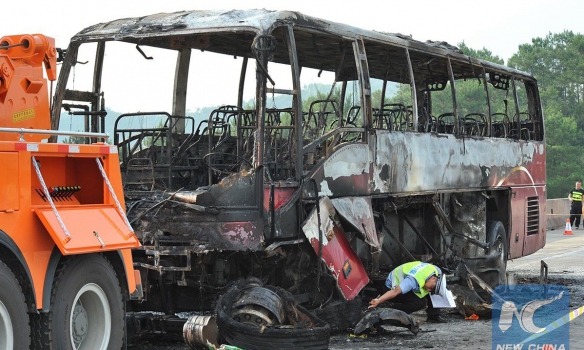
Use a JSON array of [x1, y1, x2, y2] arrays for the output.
[[0, 152, 19, 211], [33, 205, 140, 255]]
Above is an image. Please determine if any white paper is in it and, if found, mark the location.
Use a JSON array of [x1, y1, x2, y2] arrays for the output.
[[430, 289, 456, 308], [429, 275, 455, 308]]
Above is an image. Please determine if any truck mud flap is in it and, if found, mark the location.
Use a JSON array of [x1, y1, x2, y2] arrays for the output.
[[301, 196, 369, 300], [34, 205, 140, 254]]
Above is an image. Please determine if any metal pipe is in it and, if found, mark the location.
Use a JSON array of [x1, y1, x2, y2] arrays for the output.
[[511, 77, 522, 140], [183, 315, 219, 349], [406, 49, 418, 131], [540, 260, 548, 285], [482, 66, 492, 136], [446, 57, 460, 134], [0, 127, 108, 141], [236, 57, 248, 160], [464, 264, 505, 303], [433, 215, 452, 251]]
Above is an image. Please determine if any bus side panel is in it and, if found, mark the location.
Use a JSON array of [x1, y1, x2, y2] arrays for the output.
[[372, 132, 545, 194], [509, 186, 546, 259], [523, 186, 547, 256]]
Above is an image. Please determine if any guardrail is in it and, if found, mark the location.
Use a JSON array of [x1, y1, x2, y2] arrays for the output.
[[547, 198, 571, 230], [0, 127, 109, 141]]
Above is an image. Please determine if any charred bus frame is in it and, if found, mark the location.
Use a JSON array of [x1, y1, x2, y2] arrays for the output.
[[51, 9, 545, 317]]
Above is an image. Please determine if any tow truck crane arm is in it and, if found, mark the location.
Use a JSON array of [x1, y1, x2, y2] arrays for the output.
[[0, 34, 57, 140]]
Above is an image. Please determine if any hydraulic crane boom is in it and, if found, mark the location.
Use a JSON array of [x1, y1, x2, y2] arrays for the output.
[[0, 34, 57, 140]]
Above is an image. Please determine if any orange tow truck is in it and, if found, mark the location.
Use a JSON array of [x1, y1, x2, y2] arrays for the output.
[[0, 34, 141, 349]]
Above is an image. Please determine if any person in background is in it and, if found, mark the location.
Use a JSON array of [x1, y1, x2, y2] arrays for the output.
[[369, 261, 446, 323], [568, 181, 584, 229]]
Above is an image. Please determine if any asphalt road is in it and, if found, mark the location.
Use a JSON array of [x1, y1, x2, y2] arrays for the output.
[[133, 228, 584, 349]]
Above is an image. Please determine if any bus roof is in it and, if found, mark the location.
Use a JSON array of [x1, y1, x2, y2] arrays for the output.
[[72, 9, 534, 81]]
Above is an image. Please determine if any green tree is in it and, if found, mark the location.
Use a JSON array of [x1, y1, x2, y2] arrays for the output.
[[508, 31, 584, 198], [61, 134, 112, 145], [458, 42, 504, 65], [381, 42, 506, 124]]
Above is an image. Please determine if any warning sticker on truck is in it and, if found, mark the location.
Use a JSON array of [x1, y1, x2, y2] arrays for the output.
[[13, 108, 35, 123]]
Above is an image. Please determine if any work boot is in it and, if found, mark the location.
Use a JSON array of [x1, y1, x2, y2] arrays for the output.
[[427, 315, 447, 323]]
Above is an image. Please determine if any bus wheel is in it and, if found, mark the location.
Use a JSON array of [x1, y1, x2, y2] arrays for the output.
[[0, 260, 30, 349], [486, 221, 508, 270], [45, 255, 124, 350]]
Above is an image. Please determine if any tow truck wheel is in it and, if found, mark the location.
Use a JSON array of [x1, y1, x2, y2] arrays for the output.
[[43, 255, 124, 350], [0, 261, 30, 350]]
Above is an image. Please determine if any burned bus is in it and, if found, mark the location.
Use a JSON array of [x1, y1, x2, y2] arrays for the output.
[[51, 9, 545, 330]]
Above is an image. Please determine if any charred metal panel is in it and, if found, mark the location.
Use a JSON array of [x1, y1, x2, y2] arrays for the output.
[[509, 186, 546, 258], [262, 186, 295, 211], [176, 170, 256, 207], [449, 192, 487, 259], [263, 184, 299, 240], [309, 144, 370, 197], [301, 197, 369, 300], [372, 131, 546, 194], [221, 222, 263, 249], [330, 197, 380, 251], [270, 187, 300, 240], [131, 202, 263, 252], [508, 189, 527, 259]]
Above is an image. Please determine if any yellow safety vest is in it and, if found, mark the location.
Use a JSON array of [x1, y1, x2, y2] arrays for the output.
[[390, 261, 440, 298], [572, 190, 583, 202]]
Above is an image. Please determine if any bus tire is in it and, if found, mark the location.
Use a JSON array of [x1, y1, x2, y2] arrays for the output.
[[40, 254, 124, 350], [0, 260, 30, 350], [486, 220, 508, 271]]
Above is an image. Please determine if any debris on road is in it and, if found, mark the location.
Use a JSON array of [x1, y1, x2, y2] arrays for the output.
[[353, 308, 420, 335], [216, 279, 331, 350]]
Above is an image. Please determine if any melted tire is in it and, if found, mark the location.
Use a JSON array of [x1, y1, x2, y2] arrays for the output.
[[485, 220, 508, 285], [0, 260, 30, 349], [462, 220, 508, 304], [216, 280, 330, 350], [313, 297, 363, 332], [35, 254, 125, 350]]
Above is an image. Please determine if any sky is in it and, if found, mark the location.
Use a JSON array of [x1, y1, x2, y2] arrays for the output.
[[3, 0, 583, 113], [5, 0, 583, 63]]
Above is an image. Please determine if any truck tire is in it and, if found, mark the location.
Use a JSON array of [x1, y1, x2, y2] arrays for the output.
[[217, 279, 331, 350], [0, 260, 30, 350], [38, 255, 124, 350]]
